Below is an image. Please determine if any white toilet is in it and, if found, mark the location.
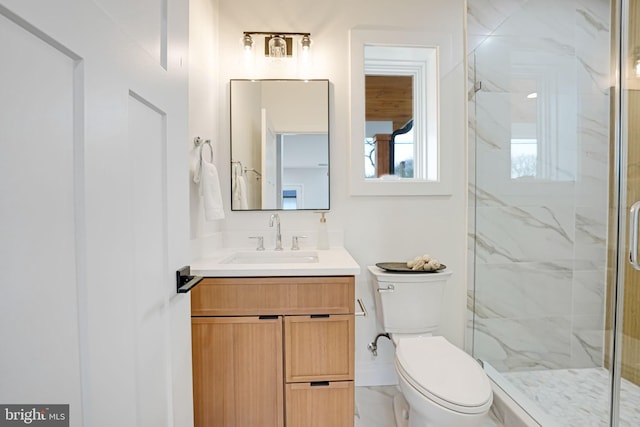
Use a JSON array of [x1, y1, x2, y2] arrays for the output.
[[368, 266, 493, 427]]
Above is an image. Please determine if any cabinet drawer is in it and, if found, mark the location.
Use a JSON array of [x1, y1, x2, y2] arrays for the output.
[[285, 315, 354, 382], [191, 276, 354, 316], [285, 381, 354, 427]]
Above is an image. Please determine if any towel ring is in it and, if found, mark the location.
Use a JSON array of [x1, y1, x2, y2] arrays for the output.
[[194, 137, 213, 163], [231, 159, 244, 176]]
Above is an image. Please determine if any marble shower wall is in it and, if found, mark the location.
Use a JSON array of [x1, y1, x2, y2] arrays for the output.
[[467, 0, 611, 372]]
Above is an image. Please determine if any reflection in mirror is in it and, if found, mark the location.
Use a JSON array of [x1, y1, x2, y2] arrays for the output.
[[363, 45, 438, 181], [508, 70, 576, 182], [230, 79, 329, 211], [365, 75, 413, 178]]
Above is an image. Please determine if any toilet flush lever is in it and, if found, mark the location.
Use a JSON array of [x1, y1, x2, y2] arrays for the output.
[[377, 284, 395, 293]]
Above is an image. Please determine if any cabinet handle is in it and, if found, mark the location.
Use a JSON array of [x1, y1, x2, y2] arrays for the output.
[[310, 381, 330, 387], [630, 201, 640, 270], [310, 314, 330, 318]]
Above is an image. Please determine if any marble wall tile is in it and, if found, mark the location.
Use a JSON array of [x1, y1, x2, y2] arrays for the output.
[[474, 316, 573, 371], [571, 314, 605, 367], [574, 206, 608, 265], [467, 0, 527, 38], [576, 97, 611, 207], [474, 92, 511, 149], [490, 0, 576, 42], [475, 205, 575, 263], [575, 0, 612, 94], [467, 0, 611, 375], [572, 269, 606, 316], [475, 262, 574, 319]]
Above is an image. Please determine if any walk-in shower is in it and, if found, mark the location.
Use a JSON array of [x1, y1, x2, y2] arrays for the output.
[[467, 0, 640, 425]]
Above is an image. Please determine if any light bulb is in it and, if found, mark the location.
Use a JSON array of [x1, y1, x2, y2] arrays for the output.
[[268, 35, 287, 57], [301, 35, 311, 51], [242, 34, 253, 51]]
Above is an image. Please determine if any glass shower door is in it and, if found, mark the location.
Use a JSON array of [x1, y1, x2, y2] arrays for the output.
[[613, 0, 640, 424], [468, 0, 640, 424], [468, 0, 619, 425]]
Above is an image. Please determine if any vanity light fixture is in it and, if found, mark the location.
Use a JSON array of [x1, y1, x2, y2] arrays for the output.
[[242, 31, 312, 57]]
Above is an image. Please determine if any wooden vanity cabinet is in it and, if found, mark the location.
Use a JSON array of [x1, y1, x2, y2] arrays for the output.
[[191, 276, 355, 427]]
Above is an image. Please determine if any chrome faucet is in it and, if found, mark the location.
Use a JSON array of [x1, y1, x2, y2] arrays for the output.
[[269, 214, 283, 250]]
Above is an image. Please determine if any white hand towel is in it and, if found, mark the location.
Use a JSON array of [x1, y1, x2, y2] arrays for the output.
[[200, 161, 225, 220], [232, 174, 249, 210]]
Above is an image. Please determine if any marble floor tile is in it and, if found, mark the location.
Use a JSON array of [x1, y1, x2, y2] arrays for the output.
[[354, 386, 503, 427], [503, 368, 640, 427]]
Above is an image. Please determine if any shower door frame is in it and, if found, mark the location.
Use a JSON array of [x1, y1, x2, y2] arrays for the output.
[[610, 0, 640, 424]]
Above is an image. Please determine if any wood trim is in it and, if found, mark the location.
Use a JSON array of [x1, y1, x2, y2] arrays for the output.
[[373, 134, 391, 177], [619, 89, 640, 386], [191, 276, 355, 316], [605, 59, 640, 386], [366, 75, 413, 130]]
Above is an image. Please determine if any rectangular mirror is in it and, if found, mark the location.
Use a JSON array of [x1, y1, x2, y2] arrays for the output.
[[230, 79, 330, 211]]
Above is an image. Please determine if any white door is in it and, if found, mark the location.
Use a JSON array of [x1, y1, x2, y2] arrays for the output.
[[261, 108, 279, 209], [0, 1, 192, 426]]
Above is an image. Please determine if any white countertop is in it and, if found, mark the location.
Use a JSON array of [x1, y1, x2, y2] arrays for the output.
[[191, 247, 361, 277]]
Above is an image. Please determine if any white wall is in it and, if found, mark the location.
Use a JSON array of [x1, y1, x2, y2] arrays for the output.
[[190, 0, 467, 385], [282, 133, 329, 209], [189, 0, 223, 253]]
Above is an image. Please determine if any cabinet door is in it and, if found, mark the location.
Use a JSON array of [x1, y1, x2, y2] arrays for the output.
[[192, 316, 284, 427], [285, 381, 354, 427], [285, 315, 354, 382]]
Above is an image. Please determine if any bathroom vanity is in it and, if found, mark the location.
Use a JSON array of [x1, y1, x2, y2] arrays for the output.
[[190, 248, 360, 427]]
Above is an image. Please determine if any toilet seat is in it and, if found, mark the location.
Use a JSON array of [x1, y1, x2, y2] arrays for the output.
[[394, 336, 492, 415]]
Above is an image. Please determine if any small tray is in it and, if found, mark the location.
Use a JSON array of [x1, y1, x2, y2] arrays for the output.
[[375, 262, 447, 273]]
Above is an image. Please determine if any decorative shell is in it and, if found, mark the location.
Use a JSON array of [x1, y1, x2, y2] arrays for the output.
[[406, 254, 442, 271]]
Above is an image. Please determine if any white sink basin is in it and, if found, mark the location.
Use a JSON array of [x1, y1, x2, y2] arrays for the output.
[[221, 250, 319, 264]]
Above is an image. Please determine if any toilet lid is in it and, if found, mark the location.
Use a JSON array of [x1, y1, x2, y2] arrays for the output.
[[395, 336, 492, 414]]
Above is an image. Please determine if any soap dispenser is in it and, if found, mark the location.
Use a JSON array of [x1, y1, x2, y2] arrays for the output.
[[315, 211, 329, 250]]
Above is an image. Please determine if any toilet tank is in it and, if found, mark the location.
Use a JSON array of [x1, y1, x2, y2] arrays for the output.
[[368, 265, 453, 334]]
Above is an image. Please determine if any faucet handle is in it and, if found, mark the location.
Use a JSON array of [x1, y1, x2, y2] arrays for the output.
[[291, 235, 307, 250], [249, 236, 265, 251]]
